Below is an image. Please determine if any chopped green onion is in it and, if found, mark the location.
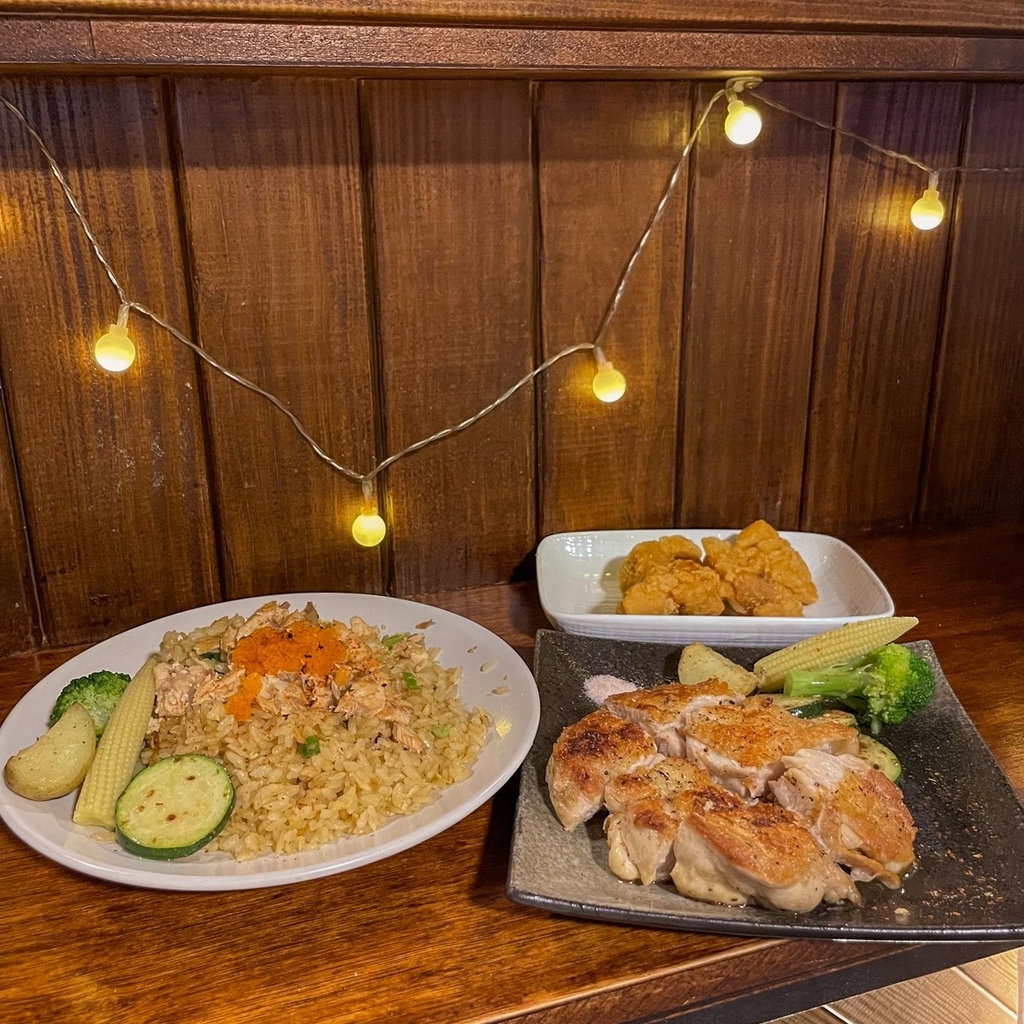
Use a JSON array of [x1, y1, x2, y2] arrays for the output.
[[382, 633, 410, 649], [297, 735, 320, 757], [198, 651, 223, 663], [431, 723, 452, 738], [402, 671, 420, 690]]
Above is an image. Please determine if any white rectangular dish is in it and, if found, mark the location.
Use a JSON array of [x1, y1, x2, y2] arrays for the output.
[[536, 528, 895, 646]]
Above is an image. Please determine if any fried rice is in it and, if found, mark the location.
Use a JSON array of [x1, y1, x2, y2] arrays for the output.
[[142, 603, 490, 860]]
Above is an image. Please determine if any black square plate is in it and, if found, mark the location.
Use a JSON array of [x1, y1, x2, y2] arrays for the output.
[[506, 630, 1024, 939]]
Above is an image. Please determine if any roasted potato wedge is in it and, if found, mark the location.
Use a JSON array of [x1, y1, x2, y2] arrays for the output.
[[4, 701, 97, 800], [677, 642, 759, 696]]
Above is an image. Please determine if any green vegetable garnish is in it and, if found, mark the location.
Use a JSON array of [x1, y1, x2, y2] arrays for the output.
[[784, 642, 936, 736], [198, 651, 223, 664], [403, 672, 420, 690], [50, 670, 132, 738], [382, 633, 410, 650], [431, 723, 452, 738], [297, 735, 321, 757]]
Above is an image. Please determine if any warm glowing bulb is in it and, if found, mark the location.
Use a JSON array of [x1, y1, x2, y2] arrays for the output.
[[592, 362, 626, 403], [94, 323, 136, 371], [910, 187, 945, 231], [351, 510, 387, 547], [724, 99, 762, 146]]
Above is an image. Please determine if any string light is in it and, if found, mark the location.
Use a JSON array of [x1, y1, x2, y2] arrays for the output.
[[351, 482, 387, 548], [752, 92, 1024, 235], [591, 347, 627, 402], [910, 171, 946, 231], [723, 77, 763, 146], [4, 84, 1024, 544], [93, 302, 136, 371]]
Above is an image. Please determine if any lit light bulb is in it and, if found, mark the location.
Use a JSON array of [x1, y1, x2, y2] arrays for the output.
[[94, 322, 136, 372], [592, 360, 626, 403], [910, 185, 945, 231], [723, 99, 762, 146], [351, 508, 387, 547]]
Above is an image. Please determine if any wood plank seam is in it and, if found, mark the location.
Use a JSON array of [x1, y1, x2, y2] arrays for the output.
[[952, 962, 1020, 1019]]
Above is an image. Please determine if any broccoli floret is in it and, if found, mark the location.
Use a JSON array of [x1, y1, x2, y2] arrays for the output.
[[50, 670, 131, 737], [783, 643, 936, 735]]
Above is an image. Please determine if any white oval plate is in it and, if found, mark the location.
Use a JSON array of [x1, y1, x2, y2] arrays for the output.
[[537, 528, 895, 646], [0, 593, 539, 891]]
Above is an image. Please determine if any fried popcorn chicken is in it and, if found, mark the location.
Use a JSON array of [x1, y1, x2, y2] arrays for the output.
[[621, 560, 727, 617], [619, 536, 703, 593], [702, 520, 818, 617]]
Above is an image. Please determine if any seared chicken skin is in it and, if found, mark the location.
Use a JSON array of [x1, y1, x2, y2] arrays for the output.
[[604, 758, 713, 885], [685, 700, 860, 800], [670, 783, 861, 912], [547, 669, 918, 914], [770, 749, 916, 887], [546, 710, 660, 830], [604, 681, 742, 757]]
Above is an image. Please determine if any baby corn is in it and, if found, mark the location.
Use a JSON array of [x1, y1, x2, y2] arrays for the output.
[[73, 657, 157, 829], [754, 616, 919, 692]]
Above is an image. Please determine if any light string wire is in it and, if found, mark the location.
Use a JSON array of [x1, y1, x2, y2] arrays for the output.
[[0, 86, 724, 490], [591, 86, 726, 353], [4, 83, 1024, 490], [754, 91, 1024, 179]]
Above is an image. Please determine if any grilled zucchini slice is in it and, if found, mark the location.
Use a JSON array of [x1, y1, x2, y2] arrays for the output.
[[858, 735, 902, 783], [115, 754, 235, 859]]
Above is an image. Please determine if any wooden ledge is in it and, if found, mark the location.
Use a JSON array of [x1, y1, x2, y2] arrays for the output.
[[3, 14, 1024, 77]]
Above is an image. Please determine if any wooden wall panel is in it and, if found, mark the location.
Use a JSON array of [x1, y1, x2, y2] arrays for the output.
[[364, 80, 535, 594], [0, 398, 37, 652], [802, 82, 967, 536], [174, 76, 382, 597], [680, 82, 835, 531], [0, 74, 1022, 655], [537, 81, 690, 534], [0, 76, 219, 646], [920, 83, 1024, 526]]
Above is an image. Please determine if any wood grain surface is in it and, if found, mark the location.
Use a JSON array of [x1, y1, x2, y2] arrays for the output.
[[680, 81, 834, 530], [537, 80, 689, 535], [0, 525, 1021, 1024], [0, 76, 220, 646], [5, 17, 1024, 78], [959, 950, 1020, 1015], [828, 966, 1016, 1024], [920, 83, 1024, 526], [0, 412, 36, 653], [0, 75, 1022, 657], [802, 81, 967, 535], [4, 0, 1024, 33], [174, 75, 383, 597], [767, 950, 1020, 1024], [363, 79, 536, 593]]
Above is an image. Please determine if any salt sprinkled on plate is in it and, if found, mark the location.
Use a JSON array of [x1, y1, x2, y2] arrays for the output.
[[584, 674, 637, 704]]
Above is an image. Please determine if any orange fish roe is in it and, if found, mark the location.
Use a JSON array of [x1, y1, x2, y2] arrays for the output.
[[225, 622, 350, 720], [224, 672, 262, 723]]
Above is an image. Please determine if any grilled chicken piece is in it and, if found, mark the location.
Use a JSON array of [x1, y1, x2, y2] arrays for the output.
[[670, 784, 862, 912], [770, 748, 916, 887], [604, 681, 742, 757], [604, 758, 717, 884], [684, 700, 860, 800], [546, 710, 659, 830]]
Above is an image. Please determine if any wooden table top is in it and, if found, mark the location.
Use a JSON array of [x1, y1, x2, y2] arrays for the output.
[[1, 524, 1021, 1024]]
